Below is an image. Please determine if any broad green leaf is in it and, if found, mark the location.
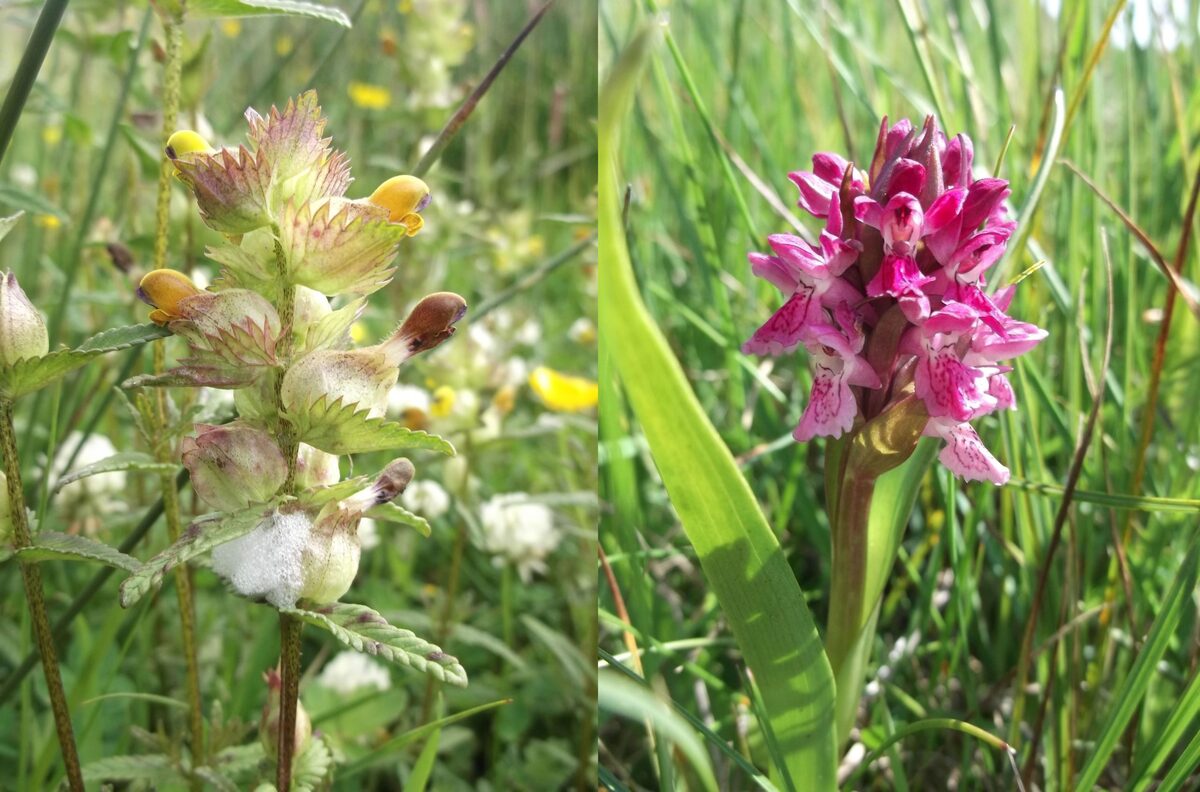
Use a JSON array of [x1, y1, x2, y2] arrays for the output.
[[1075, 538, 1200, 790], [81, 753, 178, 783], [281, 601, 467, 687], [0, 323, 169, 399], [599, 25, 836, 791], [189, 0, 351, 26], [364, 501, 431, 537], [51, 451, 176, 495], [287, 396, 454, 456], [0, 211, 22, 244], [120, 503, 276, 608], [16, 531, 141, 572], [598, 672, 719, 792]]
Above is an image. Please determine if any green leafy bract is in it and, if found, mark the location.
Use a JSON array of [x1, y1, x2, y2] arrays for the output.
[[17, 532, 141, 572], [286, 395, 455, 456], [281, 602, 467, 686], [51, 452, 176, 496], [364, 501, 431, 537], [0, 323, 170, 399], [119, 502, 280, 608], [189, 0, 351, 28]]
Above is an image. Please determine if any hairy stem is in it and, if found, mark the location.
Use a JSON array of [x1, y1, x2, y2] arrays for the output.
[[270, 233, 302, 790], [150, 9, 205, 778], [0, 399, 83, 791]]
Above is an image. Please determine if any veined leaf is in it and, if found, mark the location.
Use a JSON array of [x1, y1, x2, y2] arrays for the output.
[[364, 501, 431, 537], [598, 24, 837, 791], [17, 531, 140, 572], [188, 0, 351, 27], [287, 395, 454, 456], [0, 323, 169, 399], [51, 451, 176, 496], [281, 601, 467, 687], [81, 753, 178, 783], [119, 503, 276, 608]]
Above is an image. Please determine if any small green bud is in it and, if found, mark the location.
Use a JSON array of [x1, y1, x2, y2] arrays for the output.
[[0, 272, 48, 365]]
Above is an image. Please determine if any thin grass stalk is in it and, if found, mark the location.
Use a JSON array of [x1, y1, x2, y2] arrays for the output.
[[148, 8, 205, 776], [0, 0, 70, 166], [412, 0, 555, 178], [0, 399, 83, 791]]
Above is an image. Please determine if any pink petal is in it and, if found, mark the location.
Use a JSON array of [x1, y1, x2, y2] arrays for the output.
[[879, 192, 924, 251], [941, 134, 974, 188], [749, 252, 798, 294], [742, 286, 819, 356], [866, 253, 934, 300], [788, 171, 835, 217], [915, 344, 996, 421], [885, 119, 915, 159], [812, 152, 850, 185], [767, 234, 827, 278], [989, 372, 1016, 410], [885, 159, 926, 201], [926, 419, 1010, 484], [794, 363, 857, 441], [962, 178, 1011, 230], [951, 229, 1009, 281], [924, 188, 967, 234]]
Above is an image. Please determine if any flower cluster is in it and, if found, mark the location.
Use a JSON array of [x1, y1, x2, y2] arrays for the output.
[[744, 116, 1046, 484], [133, 92, 465, 609]]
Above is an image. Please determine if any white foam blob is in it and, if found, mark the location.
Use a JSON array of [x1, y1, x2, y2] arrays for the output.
[[211, 511, 312, 608]]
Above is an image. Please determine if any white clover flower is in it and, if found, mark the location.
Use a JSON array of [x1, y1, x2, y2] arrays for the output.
[[567, 317, 596, 344], [388, 383, 431, 416], [401, 479, 450, 520], [357, 517, 380, 551], [514, 318, 541, 347], [317, 650, 392, 694], [479, 494, 560, 582], [51, 432, 125, 511]]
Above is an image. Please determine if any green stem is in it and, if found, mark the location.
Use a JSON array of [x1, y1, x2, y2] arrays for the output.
[[0, 0, 69, 166], [825, 473, 878, 746], [269, 233, 301, 790], [0, 399, 83, 791], [149, 9, 205, 779]]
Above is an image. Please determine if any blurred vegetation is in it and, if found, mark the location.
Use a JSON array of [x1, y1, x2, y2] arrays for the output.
[[0, 0, 597, 789], [599, 1, 1200, 789]]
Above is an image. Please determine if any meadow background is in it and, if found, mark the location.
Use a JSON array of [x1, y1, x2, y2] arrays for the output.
[[0, 0, 597, 789], [599, 0, 1200, 789]]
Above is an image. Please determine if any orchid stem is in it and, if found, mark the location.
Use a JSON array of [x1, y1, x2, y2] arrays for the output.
[[0, 399, 84, 791]]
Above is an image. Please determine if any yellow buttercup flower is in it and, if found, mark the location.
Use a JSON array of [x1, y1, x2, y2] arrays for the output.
[[430, 385, 456, 418], [348, 81, 392, 110], [34, 214, 60, 230], [529, 366, 597, 412], [349, 321, 368, 344], [41, 126, 62, 146], [220, 19, 241, 38]]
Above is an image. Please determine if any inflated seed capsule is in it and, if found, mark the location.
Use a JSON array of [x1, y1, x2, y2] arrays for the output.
[[164, 129, 214, 160], [136, 269, 203, 325], [367, 174, 431, 235]]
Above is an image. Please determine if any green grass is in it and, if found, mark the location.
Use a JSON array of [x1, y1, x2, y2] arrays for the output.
[[0, 1, 597, 789], [598, 1, 1200, 789]]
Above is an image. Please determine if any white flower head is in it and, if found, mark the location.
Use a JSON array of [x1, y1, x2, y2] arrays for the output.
[[479, 493, 560, 582], [51, 432, 125, 511], [401, 479, 450, 520], [358, 517, 380, 551], [317, 651, 392, 694]]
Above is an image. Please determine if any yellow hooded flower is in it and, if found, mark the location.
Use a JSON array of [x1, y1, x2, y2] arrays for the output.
[[529, 366, 597, 412]]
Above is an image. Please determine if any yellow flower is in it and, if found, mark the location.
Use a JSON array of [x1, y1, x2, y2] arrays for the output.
[[137, 269, 203, 325], [529, 366, 597, 412], [34, 214, 60, 229], [430, 385, 456, 418], [349, 321, 367, 344], [348, 82, 392, 110], [220, 19, 241, 38], [275, 35, 294, 56], [41, 126, 62, 146], [492, 385, 516, 416], [397, 0, 413, 13]]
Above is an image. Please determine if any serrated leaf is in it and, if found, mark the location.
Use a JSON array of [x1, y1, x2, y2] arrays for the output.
[[365, 501, 431, 537], [303, 475, 372, 506], [52, 451, 176, 496], [211, 743, 266, 776], [0, 211, 23, 244], [288, 396, 454, 456], [16, 531, 141, 572], [300, 297, 365, 354], [0, 323, 170, 399], [281, 602, 467, 686], [81, 753, 178, 783], [120, 503, 277, 608], [189, 0, 351, 27], [293, 735, 333, 792]]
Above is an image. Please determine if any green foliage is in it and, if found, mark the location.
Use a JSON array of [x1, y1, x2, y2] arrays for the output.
[[282, 602, 468, 687], [16, 531, 141, 572], [287, 395, 455, 456], [189, 0, 351, 27], [0, 323, 169, 399]]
